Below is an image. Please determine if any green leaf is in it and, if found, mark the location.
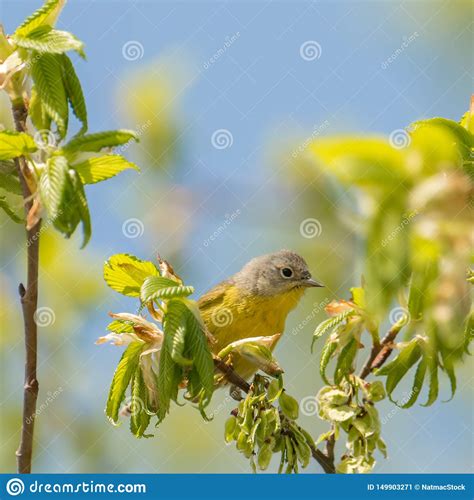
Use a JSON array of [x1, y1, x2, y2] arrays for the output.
[[130, 367, 152, 438], [157, 330, 182, 421], [59, 54, 87, 133], [399, 357, 426, 409], [308, 137, 409, 189], [164, 299, 193, 366], [105, 341, 144, 424], [311, 310, 354, 352], [71, 171, 91, 248], [141, 276, 194, 303], [29, 87, 52, 132], [107, 320, 135, 334], [14, 25, 84, 57], [0, 161, 22, 195], [184, 301, 214, 405], [104, 253, 159, 297], [376, 338, 423, 400], [39, 154, 68, 218], [319, 339, 337, 384], [31, 53, 68, 138], [0, 195, 24, 223], [334, 338, 358, 384], [64, 130, 138, 155], [440, 349, 457, 402], [421, 350, 439, 407], [410, 117, 473, 161], [14, 0, 66, 37], [72, 155, 139, 185], [0, 131, 37, 160]]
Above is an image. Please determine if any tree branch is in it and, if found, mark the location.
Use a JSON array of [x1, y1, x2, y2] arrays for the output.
[[213, 355, 335, 474], [359, 321, 404, 380], [12, 99, 42, 474]]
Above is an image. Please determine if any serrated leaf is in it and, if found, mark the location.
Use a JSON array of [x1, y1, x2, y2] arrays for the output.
[[164, 299, 193, 366], [29, 86, 52, 131], [39, 154, 68, 218], [105, 341, 144, 424], [104, 253, 159, 297], [184, 303, 214, 405], [107, 320, 135, 334], [31, 53, 68, 138], [130, 367, 152, 437], [0, 131, 38, 160], [399, 357, 426, 409], [64, 130, 138, 155], [59, 54, 87, 133], [0, 195, 24, 223], [157, 330, 182, 421], [311, 310, 354, 352], [421, 351, 439, 407], [140, 275, 193, 303], [440, 349, 457, 402], [334, 337, 358, 384], [14, 25, 84, 57], [72, 155, 139, 184], [376, 338, 422, 400], [70, 170, 91, 248], [15, 0, 65, 37], [319, 339, 337, 384]]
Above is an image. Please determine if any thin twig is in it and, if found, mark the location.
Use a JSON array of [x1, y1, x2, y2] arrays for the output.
[[359, 321, 404, 379], [12, 100, 42, 474], [213, 355, 335, 473]]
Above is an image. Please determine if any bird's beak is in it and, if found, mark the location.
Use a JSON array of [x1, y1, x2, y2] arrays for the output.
[[303, 277, 324, 288]]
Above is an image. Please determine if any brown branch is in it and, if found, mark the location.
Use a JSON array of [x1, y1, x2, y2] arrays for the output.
[[12, 99, 42, 474], [213, 355, 335, 474], [359, 322, 404, 380], [213, 356, 250, 393]]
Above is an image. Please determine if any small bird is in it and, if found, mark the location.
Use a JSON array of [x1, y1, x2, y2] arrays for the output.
[[198, 250, 323, 381]]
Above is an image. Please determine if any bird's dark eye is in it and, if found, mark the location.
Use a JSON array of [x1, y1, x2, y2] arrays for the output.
[[280, 267, 293, 278]]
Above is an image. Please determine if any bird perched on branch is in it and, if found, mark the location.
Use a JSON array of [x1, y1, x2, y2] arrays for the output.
[[198, 250, 324, 382]]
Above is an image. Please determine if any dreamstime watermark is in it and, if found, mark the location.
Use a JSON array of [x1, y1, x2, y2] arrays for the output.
[[211, 307, 233, 327], [122, 218, 144, 239], [122, 41, 144, 61], [299, 40, 322, 61], [389, 306, 410, 326], [202, 209, 241, 247], [33, 307, 56, 327], [299, 218, 322, 238], [120, 395, 146, 417], [25, 386, 63, 425], [5, 478, 147, 495], [27, 209, 64, 247], [202, 32, 241, 70], [6, 478, 24, 496], [291, 298, 330, 336], [389, 128, 411, 149], [292, 120, 330, 159], [116, 119, 152, 154], [381, 32, 419, 70], [381, 209, 418, 247], [33, 129, 56, 150], [211, 129, 233, 150], [381, 387, 419, 425], [300, 395, 318, 416]]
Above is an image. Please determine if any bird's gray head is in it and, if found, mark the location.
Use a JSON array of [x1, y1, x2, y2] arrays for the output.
[[233, 250, 323, 296]]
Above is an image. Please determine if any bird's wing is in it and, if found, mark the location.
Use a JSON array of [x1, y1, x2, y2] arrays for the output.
[[197, 279, 232, 312]]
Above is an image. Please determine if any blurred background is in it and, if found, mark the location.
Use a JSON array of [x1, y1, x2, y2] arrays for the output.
[[0, 0, 472, 473]]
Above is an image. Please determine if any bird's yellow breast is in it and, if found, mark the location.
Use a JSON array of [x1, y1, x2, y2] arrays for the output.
[[198, 282, 305, 353]]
